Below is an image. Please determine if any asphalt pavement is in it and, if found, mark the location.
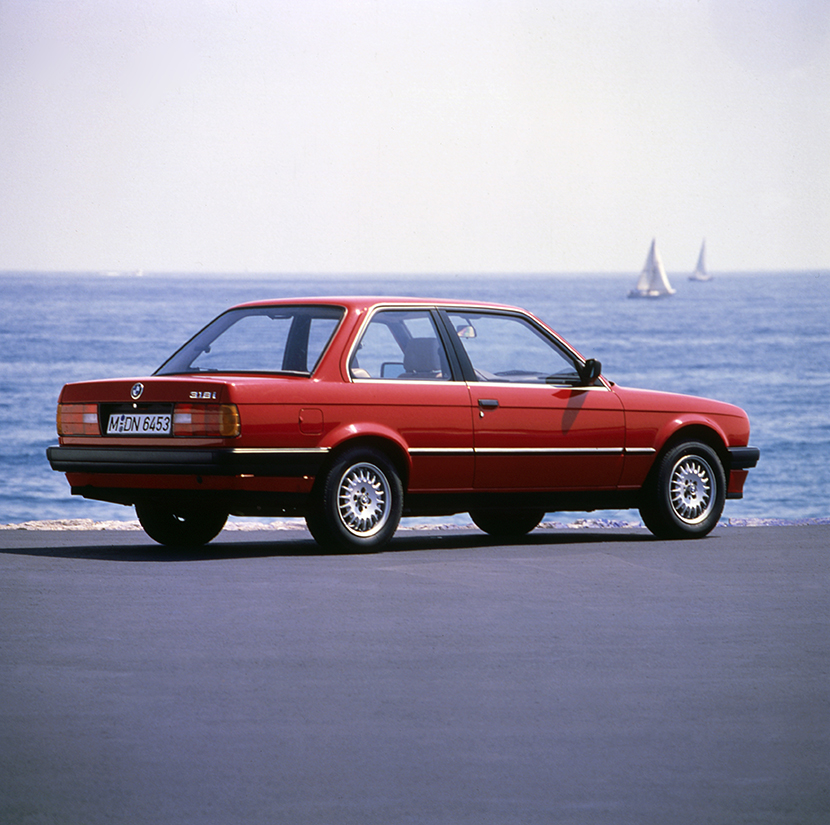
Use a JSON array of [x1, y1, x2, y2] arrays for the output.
[[1, 525, 827, 825]]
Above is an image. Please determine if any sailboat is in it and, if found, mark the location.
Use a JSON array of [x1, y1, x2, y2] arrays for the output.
[[627, 239, 676, 298], [688, 240, 712, 281]]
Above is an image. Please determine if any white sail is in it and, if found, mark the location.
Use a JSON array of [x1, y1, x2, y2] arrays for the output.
[[634, 243, 654, 292], [689, 240, 712, 281], [628, 239, 676, 298]]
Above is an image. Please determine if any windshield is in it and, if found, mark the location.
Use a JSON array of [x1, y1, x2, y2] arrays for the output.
[[155, 305, 345, 376]]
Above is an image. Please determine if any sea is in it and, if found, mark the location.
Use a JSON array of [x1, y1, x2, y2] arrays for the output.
[[1, 269, 828, 527]]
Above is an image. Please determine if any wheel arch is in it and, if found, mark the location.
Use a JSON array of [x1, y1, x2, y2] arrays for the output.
[[317, 433, 411, 491], [650, 423, 731, 485]]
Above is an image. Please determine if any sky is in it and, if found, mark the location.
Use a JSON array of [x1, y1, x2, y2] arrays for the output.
[[1, 0, 828, 275]]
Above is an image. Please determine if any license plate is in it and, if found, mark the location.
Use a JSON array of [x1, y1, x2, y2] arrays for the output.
[[106, 412, 172, 436]]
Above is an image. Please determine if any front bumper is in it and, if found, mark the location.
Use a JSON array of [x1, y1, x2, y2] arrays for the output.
[[727, 446, 760, 471], [724, 446, 760, 499]]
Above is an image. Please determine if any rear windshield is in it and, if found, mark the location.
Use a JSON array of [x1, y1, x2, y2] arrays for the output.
[[155, 305, 345, 376]]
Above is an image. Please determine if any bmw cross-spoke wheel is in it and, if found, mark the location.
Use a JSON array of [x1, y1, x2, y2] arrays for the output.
[[338, 462, 391, 537], [640, 441, 726, 539], [670, 454, 715, 524], [306, 447, 403, 552], [135, 501, 228, 547]]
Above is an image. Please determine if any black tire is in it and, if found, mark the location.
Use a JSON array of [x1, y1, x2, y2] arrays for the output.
[[135, 501, 228, 547], [305, 447, 403, 552], [469, 508, 545, 537], [639, 441, 726, 539]]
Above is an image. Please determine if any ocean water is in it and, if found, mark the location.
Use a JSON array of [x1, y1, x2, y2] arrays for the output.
[[1, 269, 828, 525]]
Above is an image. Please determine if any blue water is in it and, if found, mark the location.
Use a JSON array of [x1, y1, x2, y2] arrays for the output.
[[1, 270, 828, 524]]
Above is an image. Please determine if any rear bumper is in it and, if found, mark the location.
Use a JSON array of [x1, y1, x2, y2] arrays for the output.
[[46, 445, 329, 478]]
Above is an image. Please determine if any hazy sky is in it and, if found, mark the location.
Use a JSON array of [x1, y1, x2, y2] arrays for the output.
[[1, 0, 828, 274]]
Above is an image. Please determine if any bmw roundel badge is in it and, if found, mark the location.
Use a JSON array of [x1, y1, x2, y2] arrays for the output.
[[130, 382, 144, 400]]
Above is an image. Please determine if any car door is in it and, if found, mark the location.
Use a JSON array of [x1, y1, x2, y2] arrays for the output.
[[443, 309, 625, 491]]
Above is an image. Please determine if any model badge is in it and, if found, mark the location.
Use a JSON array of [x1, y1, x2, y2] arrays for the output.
[[130, 382, 144, 400]]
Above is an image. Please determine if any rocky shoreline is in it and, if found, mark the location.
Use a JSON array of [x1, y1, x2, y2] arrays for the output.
[[2, 516, 828, 532]]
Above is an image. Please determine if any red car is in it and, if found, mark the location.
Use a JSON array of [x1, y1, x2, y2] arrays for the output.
[[47, 297, 759, 550]]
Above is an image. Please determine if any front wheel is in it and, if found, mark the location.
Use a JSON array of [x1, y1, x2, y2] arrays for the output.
[[135, 501, 228, 546], [470, 508, 545, 537], [306, 447, 403, 552], [639, 441, 725, 539]]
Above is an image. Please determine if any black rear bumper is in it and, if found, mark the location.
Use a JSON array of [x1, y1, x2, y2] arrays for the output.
[[46, 445, 329, 478]]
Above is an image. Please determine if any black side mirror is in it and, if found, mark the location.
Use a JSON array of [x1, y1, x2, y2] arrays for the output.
[[577, 358, 602, 385]]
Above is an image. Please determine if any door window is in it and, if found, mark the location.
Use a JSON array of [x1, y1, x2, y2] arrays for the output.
[[446, 312, 580, 384]]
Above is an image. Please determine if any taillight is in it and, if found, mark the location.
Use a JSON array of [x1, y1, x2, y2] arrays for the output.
[[57, 403, 99, 436], [172, 403, 240, 437]]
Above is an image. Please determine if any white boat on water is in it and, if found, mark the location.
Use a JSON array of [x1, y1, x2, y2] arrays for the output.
[[688, 240, 712, 281], [627, 239, 676, 298], [100, 269, 144, 277]]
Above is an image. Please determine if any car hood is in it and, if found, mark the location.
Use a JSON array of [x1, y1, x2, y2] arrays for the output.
[[612, 384, 746, 418]]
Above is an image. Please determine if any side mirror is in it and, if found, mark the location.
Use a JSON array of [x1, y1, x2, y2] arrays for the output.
[[577, 358, 602, 385]]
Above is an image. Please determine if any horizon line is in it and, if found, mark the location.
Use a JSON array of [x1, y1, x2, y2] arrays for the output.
[[2, 268, 829, 278]]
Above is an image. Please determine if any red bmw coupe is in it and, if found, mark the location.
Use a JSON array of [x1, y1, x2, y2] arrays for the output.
[[48, 297, 759, 550]]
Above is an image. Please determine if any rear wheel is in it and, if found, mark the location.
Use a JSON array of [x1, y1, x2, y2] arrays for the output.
[[135, 501, 228, 547], [470, 508, 545, 537], [639, 441, 725, 539], [306, 447, 403, 552]]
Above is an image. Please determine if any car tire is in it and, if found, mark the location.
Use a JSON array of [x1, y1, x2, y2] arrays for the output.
[[469, 508, 545, 537], [135, 501, 228, 547], [639, 441, 726, 539], [306, 447, 403, 553]]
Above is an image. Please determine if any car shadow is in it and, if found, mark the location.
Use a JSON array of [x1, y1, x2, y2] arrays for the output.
[[0, 527, 662, 562]]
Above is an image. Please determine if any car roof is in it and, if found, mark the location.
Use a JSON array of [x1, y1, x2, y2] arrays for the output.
[[231, 296, 523, 313]]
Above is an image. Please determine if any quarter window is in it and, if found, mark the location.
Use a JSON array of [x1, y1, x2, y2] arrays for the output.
[[350, 310, 451, 380]]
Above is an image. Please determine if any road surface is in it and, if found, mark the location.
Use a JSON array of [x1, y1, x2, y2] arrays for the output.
[[1, 525, 827, 824]]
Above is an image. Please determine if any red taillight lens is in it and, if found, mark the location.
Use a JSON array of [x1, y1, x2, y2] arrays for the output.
[[57, 403, 99, 436], [172, 403, 240, 437]]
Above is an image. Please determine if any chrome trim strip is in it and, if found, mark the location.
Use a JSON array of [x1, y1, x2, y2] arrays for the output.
[[408, 447, 475, 455], [409, 446, 656, 456], [475, 447, 624, 455], [349, 378, 611, 389], [230, 447, 331, 455], [349, 378, 456, 385], [473, 382, 611, 391]]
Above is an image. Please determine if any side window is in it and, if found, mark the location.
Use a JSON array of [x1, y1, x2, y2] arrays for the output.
[[447, 312, 580, 384], [350, 310, 451, 381]]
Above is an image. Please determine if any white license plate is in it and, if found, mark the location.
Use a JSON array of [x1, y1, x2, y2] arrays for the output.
[[106, 413, 172, 436]]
